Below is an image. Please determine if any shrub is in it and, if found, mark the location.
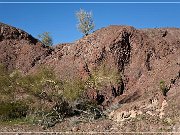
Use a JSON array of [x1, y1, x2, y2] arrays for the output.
[[32, 96, 73, 129], [38, 32, 53, 46], [0, 64, 105, 127], [160, 80, 169, 96], [73, 99, 104, 120], [62, 79, 85, 101], [0, 65, 12, 95], [0, 101, 29, 121], [18, 67, 61, 99], [0, 66, 63, 121], [87, 64, 122, 90], [0, 66, 22, 100], [76, 9, 95, 36]]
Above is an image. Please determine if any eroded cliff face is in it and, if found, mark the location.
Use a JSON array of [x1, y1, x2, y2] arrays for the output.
[[37, 25, 180, 107], [0, 22, 179, 108]]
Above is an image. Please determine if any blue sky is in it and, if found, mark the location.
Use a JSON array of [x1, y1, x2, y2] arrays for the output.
[[0, 2, 180, 44]]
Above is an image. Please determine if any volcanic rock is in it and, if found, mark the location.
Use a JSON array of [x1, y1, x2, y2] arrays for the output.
[[0, 22, 179, 108]]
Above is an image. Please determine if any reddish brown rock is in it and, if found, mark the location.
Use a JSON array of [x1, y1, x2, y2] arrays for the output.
[[0, 22, 179, 107], [0, 22, 53, 73]]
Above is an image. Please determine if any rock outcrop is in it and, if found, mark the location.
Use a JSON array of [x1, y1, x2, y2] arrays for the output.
[[39, 25, 180, 107], [0, 22, 53, 73], [0, 22, 180, 108]]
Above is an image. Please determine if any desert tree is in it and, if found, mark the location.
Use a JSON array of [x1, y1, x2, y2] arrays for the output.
[[38, 32, 53, 46], [76, 9, 95, 36]]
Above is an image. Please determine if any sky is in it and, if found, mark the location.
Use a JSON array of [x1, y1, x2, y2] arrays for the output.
[[0, 1, 180, 45]]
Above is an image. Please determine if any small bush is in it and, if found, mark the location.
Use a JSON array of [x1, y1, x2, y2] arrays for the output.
[[38, 32, 53, 47], [33, 97, 73, 129], [73, 99, 104, 120], [87, 64, 122, 90], [0, 65, 13, 95], [0, 101, 29, 121], [160, 80, 169, 96], [62, 79, 85, 101], [18, 67, 62, 99], [53, 97, 73, 117]]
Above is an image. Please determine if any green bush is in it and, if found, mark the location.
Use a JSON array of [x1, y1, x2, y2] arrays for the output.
[[17, 67, 62, 99], [160, 80, 169, 96], [0, 64, 105, 127], [0, 101, 29, 121], [74, 99, 104, 120], [38, 32, 53, 46], [0, 65, 13, 95], [31, 97, 73, 129], [62, 79, 85, 101], [0, 65, 63, 124], [87, 64, 122, 90]]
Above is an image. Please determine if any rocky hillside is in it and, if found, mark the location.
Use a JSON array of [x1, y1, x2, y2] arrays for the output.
[[39, 25, 180, 108], [0, 22, 179, 132], [0, 22, 53, 73]]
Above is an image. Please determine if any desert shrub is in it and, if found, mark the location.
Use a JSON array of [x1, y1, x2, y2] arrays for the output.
[[32, 97, 73, 129], [0, 65, 13, 95], [73, 99, 104, 121], [0, 101, 29, 121], [87, 64, 122, 90], [18, 67, 62, 99], [38, 98, 103, 129], [0, 66, 64, 122], [0, 66, 22, 101], [0, 64, 105, 127], [62, 79, 85, 101], [38, 32, 53, 46], [160, 80, 169, 96]]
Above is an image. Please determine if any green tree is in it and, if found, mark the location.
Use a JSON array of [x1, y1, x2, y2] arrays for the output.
[[38, 32, 53, 46], [76, 9, 95, 36]]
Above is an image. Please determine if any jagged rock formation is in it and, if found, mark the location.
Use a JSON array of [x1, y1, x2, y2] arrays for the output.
[[0, 22, 53, 73], [37, 25, 180, 108], [1, 22, 180, 107], [0, 22, 180, 132]]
